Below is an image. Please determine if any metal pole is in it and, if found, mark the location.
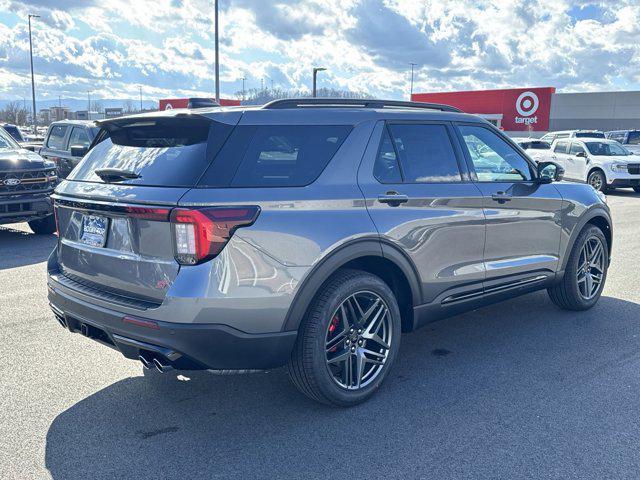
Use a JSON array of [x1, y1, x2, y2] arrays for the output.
[[241, 77, 245, 101], [312, 67, 326, 98], [214, 0, 220, 103], [409, 63, 417, 99], [28, 14, 39, 134], [139, 86, 143, 111], [87, 91, 91, 112]]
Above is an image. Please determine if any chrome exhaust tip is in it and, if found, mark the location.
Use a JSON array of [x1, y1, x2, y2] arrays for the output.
[[139, 354, 153, 370], [153, 357, 173, 373]]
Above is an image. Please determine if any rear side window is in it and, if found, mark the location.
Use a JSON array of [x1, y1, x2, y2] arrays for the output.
[[46, 125, 68, 149], [373, 129, 402, 183], [67, 118, 233, 187], [68, 127, 91, 149], [200, 125, 352, 188], [628, 132, 640, 145], [386, 123, 461, 183], [569, 142, 585, 155], [554, 141, 569, 154]]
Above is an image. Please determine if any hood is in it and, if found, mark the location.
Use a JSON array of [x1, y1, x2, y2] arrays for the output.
[[0, 148, 52, 170]]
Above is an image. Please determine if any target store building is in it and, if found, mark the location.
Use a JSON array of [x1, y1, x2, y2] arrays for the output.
[[412, 87, 640, 137]]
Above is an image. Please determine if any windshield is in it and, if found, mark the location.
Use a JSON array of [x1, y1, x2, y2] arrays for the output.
[[0, 127, 20, 149], [575, 132, 605, 138], [3, 125, 24, 142], [520, 141, 550, 150], [585, 142, 630, 156]]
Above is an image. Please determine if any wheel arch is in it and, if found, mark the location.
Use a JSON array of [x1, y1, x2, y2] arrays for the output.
[[560, 207, 613, 272], [283, 239, 422, 333], [587, 166, 607, 184]]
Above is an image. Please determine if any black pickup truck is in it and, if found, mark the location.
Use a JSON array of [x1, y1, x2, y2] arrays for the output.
[[0, 125, 58, 234]]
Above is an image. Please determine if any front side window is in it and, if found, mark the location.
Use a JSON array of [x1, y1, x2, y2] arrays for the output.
[[569, 142, 585, 155], [46, 125, 68, 150], [627, 132, 640, 145], [386, 123, 461, 183], [585, 142, 630, 156], [459, 125, 533, 182]]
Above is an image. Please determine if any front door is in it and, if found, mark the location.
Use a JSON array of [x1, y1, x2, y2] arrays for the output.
[[358, 121, 486, 306], [456, 124, 563, 292], [568, 141, 589, 181]]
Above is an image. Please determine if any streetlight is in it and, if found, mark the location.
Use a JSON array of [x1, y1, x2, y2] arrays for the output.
[[240, 76, 246, 101], [214, 0, 220, 103], [87, 90, 92, 113], [139, 85, 143, 111], [28, 14, 40, 134], [409, 62, 417, 99], [312, 67, 326, 98]]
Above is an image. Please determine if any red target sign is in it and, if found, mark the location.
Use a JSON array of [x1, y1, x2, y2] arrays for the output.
[[515, 91, 539, 117]]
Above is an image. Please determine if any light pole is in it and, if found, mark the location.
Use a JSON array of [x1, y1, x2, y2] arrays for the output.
[[409, 62, 417, 100], [241, 77, 246, 101], [139, 85, 143, 111], [28, 14, 40, 134], [214, 0, 220, 103], [312, 67, 326, 98], [87, 90, 91, 113]]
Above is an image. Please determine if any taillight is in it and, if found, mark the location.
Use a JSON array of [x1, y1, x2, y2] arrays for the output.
[[53, 203, 59, 235], [170, 206, 260, 265]]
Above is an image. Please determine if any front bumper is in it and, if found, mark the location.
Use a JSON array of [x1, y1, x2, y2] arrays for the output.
[[609, 178, 640, 188], [0, 192, 53, 224], [47, 275, 298, 371]]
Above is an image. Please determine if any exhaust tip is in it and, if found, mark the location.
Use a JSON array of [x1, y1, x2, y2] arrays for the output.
[[138, 354, 152, 370], [153, 357, 173, 374]]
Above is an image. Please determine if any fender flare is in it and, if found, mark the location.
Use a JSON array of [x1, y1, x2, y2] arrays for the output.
[[559, 206, 612, 272], [282, 238, 422, 332]]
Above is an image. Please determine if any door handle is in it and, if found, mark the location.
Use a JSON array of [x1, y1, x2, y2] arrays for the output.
[[491, 191, 512, 202], [378, 191, 409, 206]]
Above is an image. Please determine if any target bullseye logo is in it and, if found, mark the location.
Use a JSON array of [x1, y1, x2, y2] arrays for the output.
[[515, 91, 539, 117]]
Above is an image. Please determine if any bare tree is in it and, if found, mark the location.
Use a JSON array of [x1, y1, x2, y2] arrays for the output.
[[123, 99, 136, 113], [90, 100, 104, 113], [0, 100, 27, 124]]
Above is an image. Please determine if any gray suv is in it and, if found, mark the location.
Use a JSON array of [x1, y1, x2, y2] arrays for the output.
[[47, 99, 612, 406]]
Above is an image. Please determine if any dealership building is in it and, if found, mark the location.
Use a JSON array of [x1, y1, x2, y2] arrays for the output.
[[412, 87, 640, 137]]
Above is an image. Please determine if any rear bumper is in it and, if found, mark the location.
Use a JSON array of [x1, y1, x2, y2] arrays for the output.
[[47, 275, 298, 371]]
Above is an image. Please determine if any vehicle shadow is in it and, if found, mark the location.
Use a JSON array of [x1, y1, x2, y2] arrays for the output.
[[0, 225, 56, 270], [44, 292, 640, 479]]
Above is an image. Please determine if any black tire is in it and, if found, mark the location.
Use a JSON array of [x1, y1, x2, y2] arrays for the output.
[[548, 225, 608, 311], [287, 269, 401, 407], [633, 186, 640, 193], [28, 214, 56, 235], [587, 169, 607, 192]]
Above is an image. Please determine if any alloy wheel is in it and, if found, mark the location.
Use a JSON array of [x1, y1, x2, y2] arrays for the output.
[[325, 291, 393, 390], [589, 172, 604, 191], [576, 236, 605, 300]]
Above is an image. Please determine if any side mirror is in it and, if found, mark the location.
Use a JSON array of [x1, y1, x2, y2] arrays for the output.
[[576, 151, 587, 158], [537, 161, 564, 183], [70, 145, 88, 158]]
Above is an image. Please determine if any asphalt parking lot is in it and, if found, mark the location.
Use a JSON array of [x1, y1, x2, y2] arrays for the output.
[[1, 191, 639, 480]]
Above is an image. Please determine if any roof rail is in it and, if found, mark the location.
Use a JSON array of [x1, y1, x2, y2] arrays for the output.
[[262, 98, 462, 113]]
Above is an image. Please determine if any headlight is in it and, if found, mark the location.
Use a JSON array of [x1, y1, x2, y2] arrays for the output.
[[44, 160, 55, 168], [596, 190, 607, 204], [610, 163, 628, 172]]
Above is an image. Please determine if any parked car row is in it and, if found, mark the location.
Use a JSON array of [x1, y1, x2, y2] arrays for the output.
[[513, 129, 640, 192]]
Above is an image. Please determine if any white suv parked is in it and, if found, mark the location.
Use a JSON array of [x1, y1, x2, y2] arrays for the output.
[[541, 130, 606, 144], [549, 137, 640, 192]]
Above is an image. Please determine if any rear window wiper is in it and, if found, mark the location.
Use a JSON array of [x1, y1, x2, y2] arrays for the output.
[[94, 168, 141, 183]]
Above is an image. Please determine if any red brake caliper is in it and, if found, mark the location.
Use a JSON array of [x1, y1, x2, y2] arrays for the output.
[[328, 316, 340, 352]]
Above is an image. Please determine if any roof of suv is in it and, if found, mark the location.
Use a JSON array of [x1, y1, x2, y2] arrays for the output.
[[96, 98, 486, 128], [49, 120, 96, 127]]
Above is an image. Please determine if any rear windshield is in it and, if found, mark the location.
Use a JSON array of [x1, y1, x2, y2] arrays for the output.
[[198, 125, 352, 188], [628, 131, 640, 145], [68, 118, 232, 187], [575, 132, 605, 138]]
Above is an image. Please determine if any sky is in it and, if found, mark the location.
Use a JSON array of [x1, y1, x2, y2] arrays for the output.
[[0, 0, 640, 103]]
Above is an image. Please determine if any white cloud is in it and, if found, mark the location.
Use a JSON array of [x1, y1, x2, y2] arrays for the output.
[[0, 0, 639, 102]]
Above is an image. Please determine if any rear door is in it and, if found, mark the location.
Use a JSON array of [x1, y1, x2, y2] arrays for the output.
[[358, 121, 486, 305], [550, 140, 570, 176], [52, 113, 239, 305], [568, 141, 588, 181], [456, 124, 563, 290]]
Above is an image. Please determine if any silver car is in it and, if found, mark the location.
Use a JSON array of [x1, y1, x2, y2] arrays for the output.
[[47, 99, 612, 406]]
